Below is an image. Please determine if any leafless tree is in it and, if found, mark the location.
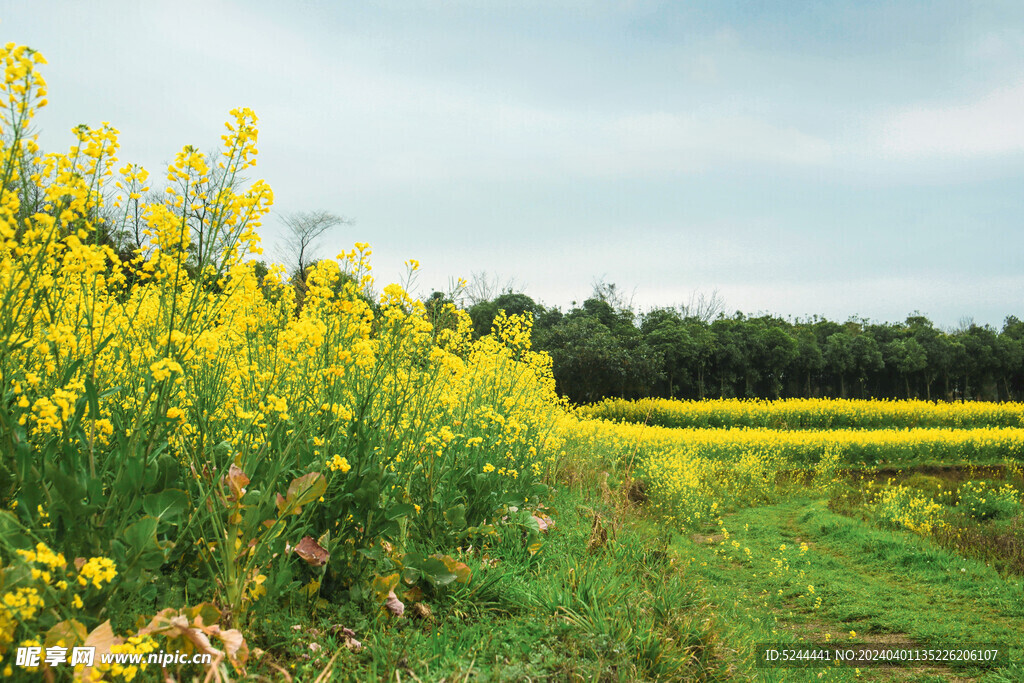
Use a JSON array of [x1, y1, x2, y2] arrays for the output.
[[679, 289, 724, 322], [591, 278, 637, 313], [464, 271, 519, 306], [279, 210, 352, 286]]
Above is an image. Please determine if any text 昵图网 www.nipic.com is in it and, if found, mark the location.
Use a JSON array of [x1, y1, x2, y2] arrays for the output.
[[15, 645, 213, 669]]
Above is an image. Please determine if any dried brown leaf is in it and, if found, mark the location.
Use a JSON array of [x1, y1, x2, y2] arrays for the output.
[[326, 624, 363, 651], [76, 620, 119, 682], [532, 513, 554, 533], [411, 602, 433, 621], [224, 463, 250, 501], [294, 536, 329, 567], [384, 590, 405, 617]]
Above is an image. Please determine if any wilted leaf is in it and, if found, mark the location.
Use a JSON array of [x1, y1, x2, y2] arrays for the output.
[[141, 612, 216, 653], [384, 591, 405, 617], [216, 627, 250, 669], [532, 514, 554, 533], [371, 573, 400, 601], [275, 492, 293, 516], [327, 625, 362, 651], [223, 464, 250, 502], [84, 619, 117, 652], [45, 619, 87, 647], [294, 536, 329, 567], [138, 607, 249, 673], [439, 555, 472, 584], [77, 620, 118, 682], [186, 602, 222, 626], [279, 472, 327, 515], [411, 603, 433, 621], [419, 557, 457, 587]]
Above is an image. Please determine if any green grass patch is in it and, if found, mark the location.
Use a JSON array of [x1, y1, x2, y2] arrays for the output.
[[679, 499, 1024, 681], [247, 486, 725, 681]]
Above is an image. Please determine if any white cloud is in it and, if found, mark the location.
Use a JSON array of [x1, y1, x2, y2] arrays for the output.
[[880, 81, 1024, 157]]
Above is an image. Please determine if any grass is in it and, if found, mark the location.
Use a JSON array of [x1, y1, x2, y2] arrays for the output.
[[246, 483, 726, 682], [680, 498, 1024, 681], [236, 458, 1024, 682]]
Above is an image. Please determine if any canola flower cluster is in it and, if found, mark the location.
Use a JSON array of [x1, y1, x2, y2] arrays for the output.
[[868, 477, 1020, 535], [872, 484, 949, 534], [585, 397, 1024, 430], [5, 40, 1022, 681], [0, 542, 118, 677], [954, 479, 1021, 521], [94, 635, 161, 682], [0, 40, 564, 646]]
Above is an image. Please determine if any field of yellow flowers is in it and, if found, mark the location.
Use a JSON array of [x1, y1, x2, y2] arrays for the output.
[[584, 396, 1024, 429], [0, 42, 571, 679], [4, 39, 1024, 681], [563, 398, 1024, 527], [583, 398, 1024, 679]]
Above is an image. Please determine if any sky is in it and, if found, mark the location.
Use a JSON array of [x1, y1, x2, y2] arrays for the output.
[[4, 0, 1024, 328]]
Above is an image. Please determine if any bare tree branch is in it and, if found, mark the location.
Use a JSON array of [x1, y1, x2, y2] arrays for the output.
[[679, 289, 724, 322], [279, 210, 352, 285], [464, 271, 518, 306]]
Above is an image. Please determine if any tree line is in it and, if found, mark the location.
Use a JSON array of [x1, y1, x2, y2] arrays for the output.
[[437, 285, 1024, 405]]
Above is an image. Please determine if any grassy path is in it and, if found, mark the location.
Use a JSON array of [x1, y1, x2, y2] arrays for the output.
[[249, 488, 1024, 681], [678, 499, 1024, 682]]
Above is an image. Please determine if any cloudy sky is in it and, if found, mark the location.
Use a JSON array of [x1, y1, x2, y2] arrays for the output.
[[6, 1, 1023, 327]]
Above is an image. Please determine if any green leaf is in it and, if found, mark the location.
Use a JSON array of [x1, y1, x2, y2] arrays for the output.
[[357, 547, 383, 562], [443, 504, 467, 530], [124, 516, 160, 548], [143, 489, 189, 522], [93, 332, 116, 355], [83, 378, 101, 425], [529, 483, 549, 498], [400, 550, 424, 567], [401, 566, 420, 584], [385, 503, 416, 521], [123, 516, 168, 570], [419, 557, 457, 587], [45, 462, 87, 507], [0, 511, 29, 547], [59, 358, 85, 388]]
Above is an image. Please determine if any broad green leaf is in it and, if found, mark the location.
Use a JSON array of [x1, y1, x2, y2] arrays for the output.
[[385, 503, 416, 521], [143, 489, 189, 521], [419, 557, 457, 587], [443, 504, 467, 530]]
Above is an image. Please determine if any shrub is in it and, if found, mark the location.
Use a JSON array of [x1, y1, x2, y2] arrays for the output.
[[956, 481, 1021, 521]]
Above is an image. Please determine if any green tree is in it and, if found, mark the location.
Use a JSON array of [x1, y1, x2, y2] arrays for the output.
[[641, 308, 691, 397], [824, 332, 855, 397]]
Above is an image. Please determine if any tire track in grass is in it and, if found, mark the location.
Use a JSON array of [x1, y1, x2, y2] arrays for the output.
[[681, 499, 1024, 681], [781, 502, 1024, 641]]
